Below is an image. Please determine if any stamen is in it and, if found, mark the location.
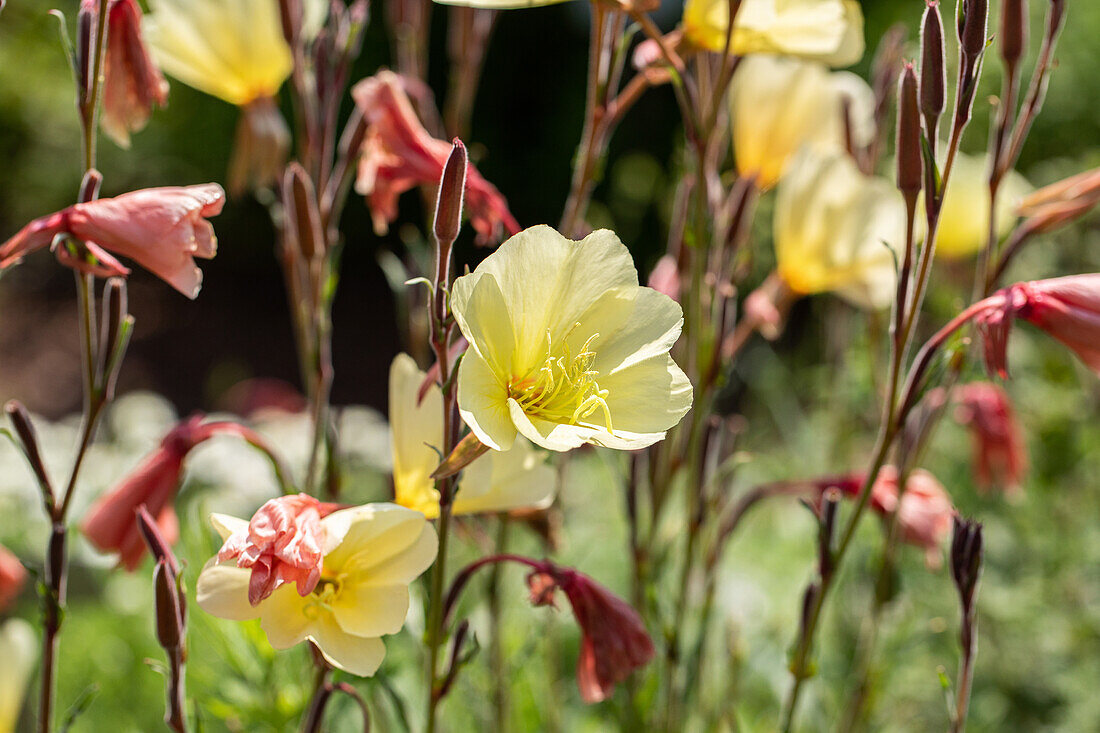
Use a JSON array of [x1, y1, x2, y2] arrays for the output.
[[508, 326, 614, 434]]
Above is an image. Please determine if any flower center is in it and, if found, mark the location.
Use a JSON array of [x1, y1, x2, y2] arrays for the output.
[[303, 576, 343, 619], [508, 326, 614, 433]]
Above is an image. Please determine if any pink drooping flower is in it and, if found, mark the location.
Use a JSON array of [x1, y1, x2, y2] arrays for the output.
[[82, 415, 276, 570], [82, 416, 207, 570], [954, 382, 1028, 497], [0, 184, 225, 298], [0, 543, 27, 612], [351, 71, 519, 245], [526, 561, 656, 704], [216, 493, 343, 606], [870, 467, 956, 568], [94, 0, 169, 147], [974, 275, 1100, 378]]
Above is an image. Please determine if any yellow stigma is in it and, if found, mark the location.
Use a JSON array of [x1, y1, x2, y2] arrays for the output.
[[509, 326, 614, 433]]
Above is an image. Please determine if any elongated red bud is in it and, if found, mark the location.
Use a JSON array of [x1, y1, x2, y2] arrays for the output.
[[920, 2, 946, 121], [4, 401, 54, 511], [897, 63, 922, 197], [1000, 0, 1027, 68], [76, 1, 96, 108], [434, 139, 468, 248], [282, 163, 325, 260], [960, 0, 988, 56], [153, 560, 185, 650]]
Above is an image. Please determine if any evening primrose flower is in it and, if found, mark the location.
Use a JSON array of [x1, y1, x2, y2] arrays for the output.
[[144, 0, 292, 107], [684, 0, 864, 67], [197, 500, 437, 676], [450, 225, 693, 452], [729, 54, 875, 190], [390, 354, 556, 517], [773, 149, 906, 309], [933, 152, 1032, 259]]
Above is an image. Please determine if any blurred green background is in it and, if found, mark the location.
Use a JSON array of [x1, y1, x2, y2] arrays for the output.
[[1, 0, 1100, 731]]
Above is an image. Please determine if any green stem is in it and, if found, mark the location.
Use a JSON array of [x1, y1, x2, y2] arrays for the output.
[[489, 517, 510, 730]]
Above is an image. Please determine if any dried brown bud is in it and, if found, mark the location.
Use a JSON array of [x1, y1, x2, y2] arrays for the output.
[[433, 139, 468, 248], [920, 2, 946, 120], [282, 163, 325, 260], [76, 1, 96, 108], [153, 559, 185, 651], [4, 401, 54, 510], [1000, 0, 1028, 68], [896, 63, 923, 197], [79, 168, 103, 204]]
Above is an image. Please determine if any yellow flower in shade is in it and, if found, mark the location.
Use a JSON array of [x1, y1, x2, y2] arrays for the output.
[[684, 0, 864, 67], [450, 225, 693, 453], [196, 502, 437, 676], [390, 353, 556, 518], [144, 0, 293, 106], [774, 149, 906, 309], [0, 619, 36, 733], [933, 152, 1032, 259], [730, 54, 875, 190]]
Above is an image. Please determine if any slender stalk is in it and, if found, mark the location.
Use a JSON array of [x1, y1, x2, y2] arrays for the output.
[[488, 517, 510, 730], [40, 3, 111, 727]]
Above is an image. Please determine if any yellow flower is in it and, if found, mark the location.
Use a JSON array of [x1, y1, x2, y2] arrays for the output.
[[390, 353, 556, 518], [933, 152, 1032, 259], [450, 225, 692, 452], [0, 619, 36, 733], [145, 0, 294, 106], [730, 54, 875, 190], [774, 149, 906, 309], [196, 503, 437, 676], [684, 0, 864, 67]]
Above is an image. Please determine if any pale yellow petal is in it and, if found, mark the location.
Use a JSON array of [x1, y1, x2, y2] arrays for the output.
[[457, 348, 517, 452], [0, 619, 36, 733], [352, 522, 438, 586], [934, 152, 1032, 259], [331, 584, 411, 638], [308, 616, 386, 677], [210, 513, 248, 542], [509, 399, 594, 452], [600, 354, 694, 436], [196, 560, 262, 621], [449, 273, 517, 379], [587, 287, 684, 376], [146, 0, 293, 106], [323, 504, 427, 574], [258, 586, 312, 649], [455, 438, 557, 514], [730, 55, 873, 189], [389, 354, 445, 515]]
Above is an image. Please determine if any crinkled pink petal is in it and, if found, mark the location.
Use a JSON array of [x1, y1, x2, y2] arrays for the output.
[[217, 493, 327, 606]]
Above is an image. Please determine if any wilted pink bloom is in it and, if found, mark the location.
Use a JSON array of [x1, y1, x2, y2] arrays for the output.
[[82, 415, 273, 570], [0, 544, 27, 612], [82, 416, 208, 570], [0, 184, 225, 298], [975, 275, 1100, 378], [526, 561, 655, 703], [94, 0, 169, 147], [647, 254, 681, 302], [217, 493, 344, 606], [954, 383, 1028, 496], [871, 467, 955, 568], [351, 71, 519, 245]]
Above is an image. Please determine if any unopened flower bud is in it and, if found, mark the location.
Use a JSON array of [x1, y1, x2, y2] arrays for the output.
[[959, 0, 988, 57], [153, 559, 185, 650], [434, 139, 468, 248], [277, 0, 303, 45], [920, 2, 946, 123], [98, 277, 129, 399], [4, 401, 54, 511], [76, 0, 96, 108], [896, 63, 922, 198], [282, 163, 325, 260], [950, 516, 983, 611], [1000, 0, 1027, 68]]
